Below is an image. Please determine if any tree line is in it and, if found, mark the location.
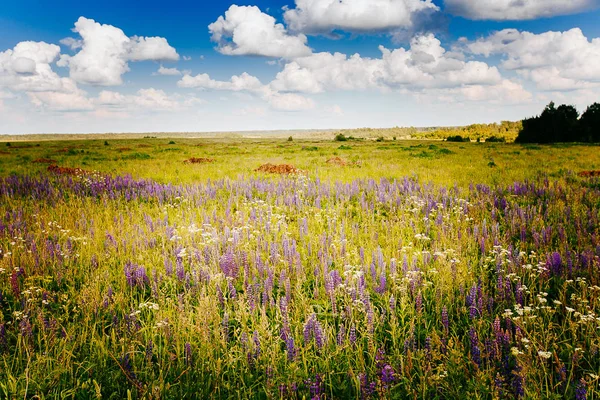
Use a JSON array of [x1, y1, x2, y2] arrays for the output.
[[516, 102, 600, 143]]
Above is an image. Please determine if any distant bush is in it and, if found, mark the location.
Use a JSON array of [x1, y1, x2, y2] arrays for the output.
[[446, 135, 470, 142], [302, 146, 319, 151], [288, 136, 293, 142], [376, 137, 384, 142], [486, 136, 506, 143], [338, 145, 352, 150], [334, 134, 348, 142], [168, 141, 176, 145], [104, 141, 110, 146]]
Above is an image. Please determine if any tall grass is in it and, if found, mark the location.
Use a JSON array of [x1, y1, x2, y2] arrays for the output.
[[0, 139, 598, 398]]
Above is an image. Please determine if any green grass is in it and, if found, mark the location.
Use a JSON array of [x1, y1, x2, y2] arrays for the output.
[[0, 138, 599, 399]]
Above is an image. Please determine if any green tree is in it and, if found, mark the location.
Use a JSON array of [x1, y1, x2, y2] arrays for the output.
[[580, 103, 600, 143]]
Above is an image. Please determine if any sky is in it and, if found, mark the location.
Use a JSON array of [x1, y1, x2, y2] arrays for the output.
[[0, 0, 599, 134]]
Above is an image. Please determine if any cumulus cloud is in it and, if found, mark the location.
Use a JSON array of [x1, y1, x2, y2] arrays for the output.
[[0, 41, 80, 94], [156, 65, 182, 76], [208, 5, 312, 58], [29, 90, 94, 111], [27, 77, 94, 111], [59, 37, 83, 50], [271, 34, 502, 93], [96, 88, 201, 111], [467, 28, 600, 90], [177, 71, 314, 111], [178, 72, 266, 93], [437, 79, 532, 104], [128, 36, 179, 61], [267, 92, 315, 111], [444, 0, 599, 21], [284, 0, 439, 34], [57, 17, 179, 86]]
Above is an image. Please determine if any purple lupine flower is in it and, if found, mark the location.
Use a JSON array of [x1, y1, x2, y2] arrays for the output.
[[285, 336, 296, 361], [349, 324, 357, 346], [146, 340, 153, 361], [308, 374, 324, 400], [20, 317, 33, 339], [184, 342, 193, 366], [359, 373, 376, 399], [176, 257, 185, 281], [219, 250, 238, 278], [120, 353, 137, 381], [124, 262, 149, 287], [576, 379, 587, 400], [380, 364, 395, 387], [512, 365, 524, 398], [442, 306, 449, 331], [253, 330, 261, 359], [375, 273, 386, 294]]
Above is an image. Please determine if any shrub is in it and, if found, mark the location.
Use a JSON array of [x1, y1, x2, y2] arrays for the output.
[[446, 135, 470, 142], [334, 134, 348, 142], [486, 136, 506, 143]]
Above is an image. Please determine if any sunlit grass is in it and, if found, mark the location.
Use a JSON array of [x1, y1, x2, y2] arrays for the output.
[[0, 138, 598, 398]]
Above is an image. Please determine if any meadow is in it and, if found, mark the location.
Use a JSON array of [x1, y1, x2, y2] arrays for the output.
[[0, 137, 599, 399]]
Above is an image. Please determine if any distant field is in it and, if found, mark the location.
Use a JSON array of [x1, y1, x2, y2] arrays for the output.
[[1, 137, 599, 187], [0, 138, 599, 398]]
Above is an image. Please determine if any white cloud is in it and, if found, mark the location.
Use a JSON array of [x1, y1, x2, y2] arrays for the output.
[[57, 17, 179, 86], [156, 65, 181, 76], [0, 41, 73, 92], [59, 37, 83, 50], [449, 80, 532, 103], [128, 36, 179, 61], [267, 92, 315, 111], [183, 56, 192, 61], [178, 72, 266, 93], [96, 88, 199, 111], [284, 0, 439, 34], [444, 0, 599, 21], [467, 28, 600, 90], [208, 5, 311, 58], [29, 90, 94, 111], [271, 34, 501, 93], [28, 78, 93, 111], [177, 71, 315, 111]]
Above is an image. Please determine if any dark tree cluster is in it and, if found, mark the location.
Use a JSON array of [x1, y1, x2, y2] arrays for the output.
[[516, 102, 600, 143]]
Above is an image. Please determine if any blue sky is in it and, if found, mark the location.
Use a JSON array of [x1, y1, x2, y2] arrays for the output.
[[1, 0, 599, 133]]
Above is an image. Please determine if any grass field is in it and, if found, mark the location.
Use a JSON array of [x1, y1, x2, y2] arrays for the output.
[[0, 137, 599, 398]]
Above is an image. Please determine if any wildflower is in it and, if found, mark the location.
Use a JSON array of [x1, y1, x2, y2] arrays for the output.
[[442, 306, 449, 331], [538, 351, 552, 359], [184, 342, 193, 366], [575, 379, 587, 400]]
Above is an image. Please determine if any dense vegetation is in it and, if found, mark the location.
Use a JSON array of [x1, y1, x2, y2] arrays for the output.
[[0, 138, 599, 398], [517, 102, 600, 144], [333, 121, 523, 143]]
